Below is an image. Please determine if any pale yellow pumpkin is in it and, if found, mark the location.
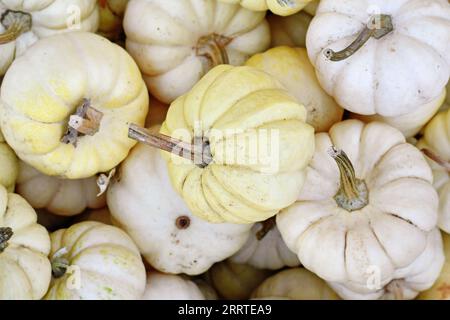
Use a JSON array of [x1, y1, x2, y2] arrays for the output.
[[158, 65, 315, 224], [219, 0, 313, 16], [0, 32, 149, 179], [0, 184, 51, 299], [245, 46, 343, 132], [0, 130, 18, 191]]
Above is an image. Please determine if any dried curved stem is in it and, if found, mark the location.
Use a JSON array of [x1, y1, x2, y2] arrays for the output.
[[0, 10, 32, 44], [196, 34, 231, 70], [324, 14, 393, 61], [256, 217, 276, 241]]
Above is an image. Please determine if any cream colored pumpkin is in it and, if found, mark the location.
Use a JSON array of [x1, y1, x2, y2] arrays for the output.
[[251, 268, 339, 300], [157, 65, 314, 224], [123, 0, 270, 104], [219, 0, 313, 16], [142, 272, 205, 300], [267, 11, 312, 48], [0, 130, 18, 191], [0, 32, 149, 179], [417, 109, 450, 233], [246, 46, 343, 132], [0, 185, 51, 299], [0, 0, 99, 76], [277, 119, 439, 299], [231, 218, 299, 270], [45, 221, 146, 300], [418, 232, 450, 300], [16, 161, 106, 216], [207, 260, 273, 300], [107, 140, 252, 275], [97, 0, 127, 41], [306, 0, 450, 136]]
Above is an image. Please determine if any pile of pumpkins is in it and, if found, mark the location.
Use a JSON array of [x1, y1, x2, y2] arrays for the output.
[[0, 0, 449, 300]]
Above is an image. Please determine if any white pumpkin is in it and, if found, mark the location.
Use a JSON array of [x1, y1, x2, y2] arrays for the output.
[[16, 161, 106, 216], [0, 0, 99, 76], [417, 108, 450, 233], [0, 184, 51, 299], [107, 134, 252, 275], [123, 0, 270, 103], [45, 221, 146, 300], [267, 11, 312, 48], [329, 228, 444, 300], [231, 218, 299, 270], [251, 268, 339, 300], [141, 271, 205, 300], [277, 119, 439, 299], [0, 129, 18, 192], [306, 0, 450, 135]]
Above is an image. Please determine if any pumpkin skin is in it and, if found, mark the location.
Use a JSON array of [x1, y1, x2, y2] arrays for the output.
[[0, 32, 149, 179], [0, 130, 18, 192], [246, 46, 343, 132], [417, 109, 450, 233], [207, 260, 273, 300], [418, 232, 450, 300], [306, 0, 450, 121], [45, 221, 146, 300], [160, 65, 315, 224], [123, 0, 270, 104], [142, 272, 205, 300], [0, 185, 51, 299], [251, 268, 339, 300], [267, 11, 312, 48], [277, 119, 439, 299], [107, 139, 252, 275], [231, 219, 300, 270], [329, 228, 444, 300], [97, 0, 127, 41], [0, 0, 99, 76], [16, 161, 106, 216], [218, 0, 313, 16]]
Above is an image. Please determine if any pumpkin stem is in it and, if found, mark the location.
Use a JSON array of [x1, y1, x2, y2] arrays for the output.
[[61, 99, 104, 147], [128, 123, 213, 168], [0, 10, 32, 44], [324, 14, 393, 61], [276, 0, 296, 7], [196, 34, 231, 72], [421, 148, 450, 172], [328, 146, 368, 211], [51, 247, 70, 278], [256, 217, 276, 241], [0, 227, 13, 253]]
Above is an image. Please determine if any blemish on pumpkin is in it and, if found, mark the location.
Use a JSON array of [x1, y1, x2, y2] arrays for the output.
[[175, 216, 190, 230]]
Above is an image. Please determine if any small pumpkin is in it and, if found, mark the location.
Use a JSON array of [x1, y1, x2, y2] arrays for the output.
[[129, 65, 315, 224], [251, 268, 339, 300], [418, 232, 450, 300], [142, 272, 205, 300], [0, 184, 51, 299], [0, 130, 18, 191], [267, 10, 312, 48], [107, 138, 252, 275], [97, 0, 127, 41], [0, 0, 99, 75], [230, 217, 300, 270], [206, 260, 273, 300], [277, 119, 439, 299], [16, 161, 106, 216], [45, 221, 146, 300], [0, 32, 149, 179], [245, 46, 343, 132], [219, 0, 313, 16], [306, 0, 450, 135], [123, 0, 270, 103], [417, 108, 450, 233]]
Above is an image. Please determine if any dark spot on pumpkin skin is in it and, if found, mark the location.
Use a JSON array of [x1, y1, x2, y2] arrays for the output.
[[175, 216, 191, 229]]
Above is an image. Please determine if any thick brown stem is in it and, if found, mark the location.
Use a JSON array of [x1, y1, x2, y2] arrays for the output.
[[328, 146, 368, 211], [0, 227, 13, 253], [61, 99, 103, 147], [0, 10, 32, 44], [324, 14, 393, 61], [196, 34, 231, 70], [128, 124, 213, 168], [422, 148, 450, 172], [256, 217, 276, 241]]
